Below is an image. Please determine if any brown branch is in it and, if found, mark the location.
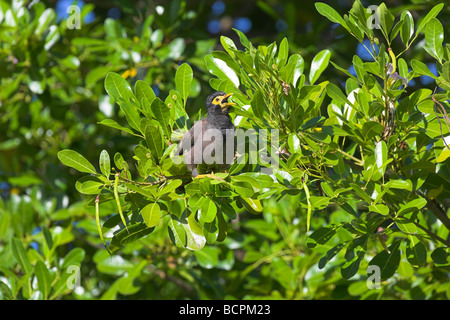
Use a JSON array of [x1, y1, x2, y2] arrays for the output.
[[119, 175, 192, 186]]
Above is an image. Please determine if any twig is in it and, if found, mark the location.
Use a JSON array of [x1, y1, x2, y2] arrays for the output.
[[120, 174, 192, 186], [432, 86, 450, 150]]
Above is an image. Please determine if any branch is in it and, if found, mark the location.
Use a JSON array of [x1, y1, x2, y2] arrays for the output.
[[119, 174, 192, 186], [413, 220, 450, 247]]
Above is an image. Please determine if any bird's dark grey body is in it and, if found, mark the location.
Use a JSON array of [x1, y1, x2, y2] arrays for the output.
[[176, 92, 236, 177]]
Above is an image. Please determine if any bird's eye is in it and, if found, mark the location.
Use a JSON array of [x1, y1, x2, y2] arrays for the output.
[[215, 98, 219, 102]]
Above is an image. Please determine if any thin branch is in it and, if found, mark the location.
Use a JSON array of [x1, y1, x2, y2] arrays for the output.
[[413, 220, 450, 247], [119, 174, 192, 186]]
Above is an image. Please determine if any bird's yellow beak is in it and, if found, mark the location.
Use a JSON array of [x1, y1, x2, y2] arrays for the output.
[[220, 93, 236, 108]]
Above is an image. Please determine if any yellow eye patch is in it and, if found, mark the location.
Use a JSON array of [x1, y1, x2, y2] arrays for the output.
[[212, 96, 223, 105]]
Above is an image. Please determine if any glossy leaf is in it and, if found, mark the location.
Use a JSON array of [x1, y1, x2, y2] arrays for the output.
[[120, 102, 141, 132], [99, 150, 111, 178], [11, 238, 32, 275], [368, 240, 401, 281], [424, 18, 444, 61], [175, 63, 193, 103], [309, 49, 331, 85], [400, 11, 414, 45], [135, 80, 156, 118], [144, 125, 164, 161], [200, 199, 217, 223], [374, 140, 387, 176], [415, 3, 444, 35], [150, 98, 171, 137], [105, 72, 134, 103], [315, 2, 348, 30], [141, 203, 161, 228], [98, 119, 135, 135], [35, 260, 51, 299], [58, 149, 97, 174], [205, 54, 240, 88], [411, 59, 438, 79]]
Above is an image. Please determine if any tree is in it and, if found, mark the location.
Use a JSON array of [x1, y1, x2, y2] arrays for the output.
[[58, 1, 450, 299]]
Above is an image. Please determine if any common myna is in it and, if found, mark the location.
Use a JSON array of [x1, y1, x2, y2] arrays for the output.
[[176, 91, 236, 177]]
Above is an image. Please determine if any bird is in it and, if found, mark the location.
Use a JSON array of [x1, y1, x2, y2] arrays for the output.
[[176, 91, 236, 177]]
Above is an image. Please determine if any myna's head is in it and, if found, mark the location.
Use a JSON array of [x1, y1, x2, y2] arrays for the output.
[[206, 91, 236, 115]]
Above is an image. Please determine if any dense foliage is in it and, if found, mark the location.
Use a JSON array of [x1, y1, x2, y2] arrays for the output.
[[1, 0, 449, 300]]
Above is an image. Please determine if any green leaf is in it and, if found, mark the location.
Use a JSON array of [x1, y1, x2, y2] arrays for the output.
[[144, 125, 164, 161], [105, 72, 134, 103], [99, 150, 111, 178], [397, 197, 427, 216], [120, 102, 141, 132], [58, 149, 97, 174], [194, 246, 219, 269], [277, 37, 289, 68], [368, 204, 389, 215], [424, 18, 444, 61], [185, 211, 207, 250], [240, 197, 263, 214], [374, 140, 388, 176], [175, 63, 193, 103], [156, 38, 185, 61], [406, 237, 427, 267], [368, 240, 401, 281], [279, 53, 304, 86], [350, 183, 372, 203], [35, 8, 56, 37], [109, 223, 155, 252], [75, 177, 104, 195], [200, 199, 217, 223], [205, 54, 240, 88], [400, 11, 414, 45], [411, 59, 438, 79], [0, 281, 13, 300], [441, 61, 450, 82], [250, 88, 266, 120], [378, 3, 394, 40], [167, 216, 187, 248], [141, 203, 161, 228], [315, 2, 348, 30], [309, 196, 330, 209], [135, 80, 156, 118], [415, 3, 444, 36], [288, 133, 301, 154], [35, 260, 51, 299], [61, 248, 85, 270], [232, 28, 251, 49], [307, 227, 336, 248], [309, 49, 331, 85], [234, 50, 254, 74], [318, 242, 347, 269], [11, 238, 32, 275], [436, 148, 450, 163], [326, 82, 352, 106], [114, 152, 128, 170], [341, 236, 367, 280], [362, 121, 384, 140], [431, 247, 449, 266], [220, 36, 238, 57], [151, 98, 171, 137], [97, 119, 135, 135]]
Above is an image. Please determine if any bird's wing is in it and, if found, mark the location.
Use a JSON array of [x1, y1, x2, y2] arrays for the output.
[[176, 119, 207, 155]]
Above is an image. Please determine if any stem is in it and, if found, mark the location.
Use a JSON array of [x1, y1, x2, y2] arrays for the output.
[[413, 220, 450, 247], [335, 148, 364, 167], [114, 173, 129, 233]]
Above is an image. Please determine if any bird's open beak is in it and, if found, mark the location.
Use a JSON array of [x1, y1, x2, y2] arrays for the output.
[[220, 93, 236, 108]]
